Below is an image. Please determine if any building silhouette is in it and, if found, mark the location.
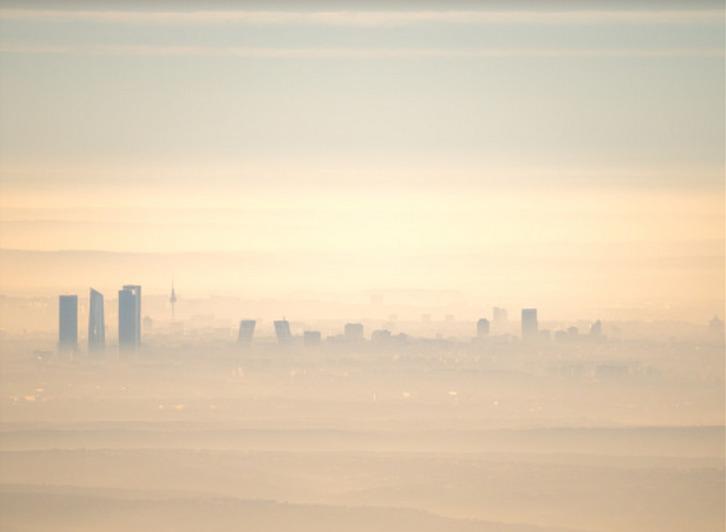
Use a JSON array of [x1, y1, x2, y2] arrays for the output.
[[169, 282, 177, 322], [476, 318, 490, 338], [88, 288, 105, 354], [58, 295, 78, 351], [119, 285, 141, 353], [274, 320, 291, 344], [709, 315, 724, 335], [303, 330, 322, 346], [371, 329, 392, 344], [493, 307, 508, 323], [344, 323, 364, 342], [521, 308, 538, 340], [238, 320, 256, 345]]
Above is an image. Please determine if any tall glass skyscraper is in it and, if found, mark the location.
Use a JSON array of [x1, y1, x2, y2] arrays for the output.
[[118, 285, 141, 354], [237, 320, 256, 345], [274, 320, 291, 344], [88, 288, 105, 354], [58, 295, 78, 351]]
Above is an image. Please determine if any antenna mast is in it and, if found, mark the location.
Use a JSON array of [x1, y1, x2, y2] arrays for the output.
[[170, 281, 177, 322]]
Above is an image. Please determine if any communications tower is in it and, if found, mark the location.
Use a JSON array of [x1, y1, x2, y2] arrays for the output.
[[170, 282, 177, 322]]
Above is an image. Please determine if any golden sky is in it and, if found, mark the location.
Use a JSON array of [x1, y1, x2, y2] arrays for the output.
[[0, 1, 723, 320]]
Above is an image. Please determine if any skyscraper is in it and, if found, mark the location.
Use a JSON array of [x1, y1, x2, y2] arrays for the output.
[[274, 320, 291, 344], [119, 285, 141, 353], [521, 308, 538, 340], [58, 295, 78, 351], [237, 320, 256, 345], [88, 288, 105, 354]]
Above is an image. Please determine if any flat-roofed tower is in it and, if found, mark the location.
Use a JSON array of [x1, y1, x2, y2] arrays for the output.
[[344, 323, 364, 342], [521, 308, 538, 341], [59, 295, 78, 351], [119, 285, 141, 354]]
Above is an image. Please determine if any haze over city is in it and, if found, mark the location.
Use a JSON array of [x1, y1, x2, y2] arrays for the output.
[[0, 1, 724, 531]]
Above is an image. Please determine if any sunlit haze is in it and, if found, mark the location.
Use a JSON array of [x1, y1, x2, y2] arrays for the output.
[[1, 0, 723, 321], [0, 2, 724, 532]]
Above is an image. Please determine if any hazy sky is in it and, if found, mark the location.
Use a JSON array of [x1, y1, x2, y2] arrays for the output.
[[0, 1, 723, 318]]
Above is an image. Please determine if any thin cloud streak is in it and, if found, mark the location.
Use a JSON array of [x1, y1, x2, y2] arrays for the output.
[[0, 9, 723, 26], [1, 43, 723, 58], [0, 43, 74, 54]]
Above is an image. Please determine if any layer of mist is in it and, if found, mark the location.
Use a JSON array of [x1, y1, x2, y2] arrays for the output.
[[1, 319, 723, 532]]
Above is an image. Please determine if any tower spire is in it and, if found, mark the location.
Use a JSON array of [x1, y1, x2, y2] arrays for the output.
[[170, 281, 177, 322]]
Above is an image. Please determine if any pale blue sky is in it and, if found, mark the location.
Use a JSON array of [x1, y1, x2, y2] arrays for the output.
[[1, 2, 723, 188], [0, 2, 723, 318]]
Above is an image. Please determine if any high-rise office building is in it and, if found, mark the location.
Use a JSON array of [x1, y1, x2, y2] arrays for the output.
[[237, 320, 256, 345], [476, 318, 490, 338], [58, 295, 78, 351], [274, 320, 291, 344], [521, 308, 538, 340], [119, 285, 141, 353], [88, 288, 105, 354]]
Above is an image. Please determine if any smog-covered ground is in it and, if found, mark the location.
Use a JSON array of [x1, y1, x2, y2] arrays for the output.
[[1, 320, 723, 532]]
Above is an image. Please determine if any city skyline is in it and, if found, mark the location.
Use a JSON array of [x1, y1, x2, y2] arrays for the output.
[[51, 282, 629, 349], [1, 4, 722, 531]]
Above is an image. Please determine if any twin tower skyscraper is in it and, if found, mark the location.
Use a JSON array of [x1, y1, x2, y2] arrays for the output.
[[58, 285, 141, 355]]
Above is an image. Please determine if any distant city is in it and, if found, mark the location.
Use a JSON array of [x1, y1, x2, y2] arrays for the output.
[[54, 283, 725, 359]]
